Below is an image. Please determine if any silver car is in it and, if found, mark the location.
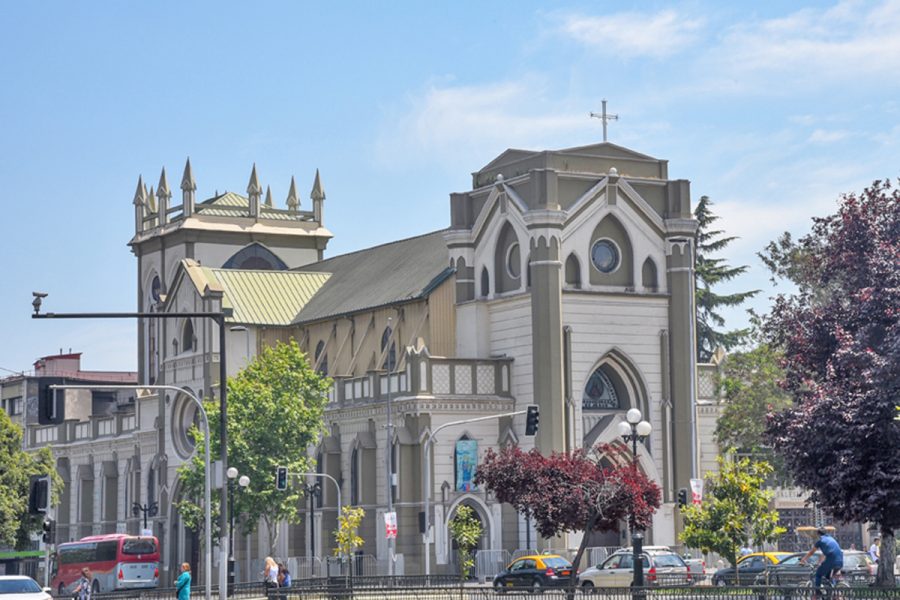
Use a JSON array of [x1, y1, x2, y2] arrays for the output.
[[578, 550, 690, 589]]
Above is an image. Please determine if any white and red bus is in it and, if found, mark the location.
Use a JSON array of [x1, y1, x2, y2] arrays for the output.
[[51, 534, 160, 596]]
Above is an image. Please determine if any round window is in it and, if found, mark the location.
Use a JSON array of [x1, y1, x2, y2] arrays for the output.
[[506, 243, 521, 279], [591, 240, 620, 273]]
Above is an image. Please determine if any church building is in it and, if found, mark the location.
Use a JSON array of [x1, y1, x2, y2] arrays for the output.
[[29, 141, 703, 582]]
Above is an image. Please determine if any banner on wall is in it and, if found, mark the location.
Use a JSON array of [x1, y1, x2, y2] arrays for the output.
[[384, 511, 397, 539], [689, 478, 704, 505], [455, 439, 478, 492]]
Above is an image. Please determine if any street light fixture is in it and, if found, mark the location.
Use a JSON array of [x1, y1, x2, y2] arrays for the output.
[[132, 501, 159, 530], [226, 468, 250, 588], [619, 408, 652, 589]]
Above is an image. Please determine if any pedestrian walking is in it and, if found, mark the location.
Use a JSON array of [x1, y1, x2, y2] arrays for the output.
[[277, 563, 291, 588], [175, 563, 191, 600], [263, 556, 279, 592], [73, 568, 92, 600], [869, 537, 880, 563]]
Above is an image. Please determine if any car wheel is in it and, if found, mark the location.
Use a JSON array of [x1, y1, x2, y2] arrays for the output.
[[531, 579, 543, 594], [494, 579, 506, 594], [581, 581, 594, 595], [715, 577, 726, 587]]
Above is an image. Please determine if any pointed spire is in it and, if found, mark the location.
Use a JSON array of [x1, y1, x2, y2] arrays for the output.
[[310, 168, 325, 201], [156, 168, 171, 226], [310, 169, 325, 224], [181, 158, 196, 217], [146, 185, 157, 214], [264, 185, 273, 207], [133, 176, 145, 206], [133, 176, 146, 233], [286, 176, 299, 211], [247, 164, 262, 218]]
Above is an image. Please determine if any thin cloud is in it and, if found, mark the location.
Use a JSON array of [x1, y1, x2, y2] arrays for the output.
[[556, 10, 703, 58], [809, 129, 850, 143]]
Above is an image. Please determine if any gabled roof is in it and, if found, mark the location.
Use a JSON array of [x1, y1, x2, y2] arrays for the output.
[[293, 230, 452, 324], [194, 192, 304, 221], [175, 260, 331, 326]]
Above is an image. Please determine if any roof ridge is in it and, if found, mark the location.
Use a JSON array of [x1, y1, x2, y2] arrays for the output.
[[298, 228, 449, 268]]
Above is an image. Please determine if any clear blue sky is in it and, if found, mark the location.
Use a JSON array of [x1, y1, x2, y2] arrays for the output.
[[2, 1, 898, 373]]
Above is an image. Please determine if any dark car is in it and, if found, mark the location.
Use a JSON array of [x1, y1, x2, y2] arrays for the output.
[[754, 551, 875, 587], [493, 555, 574, 592], [712, 552, 793, 586]]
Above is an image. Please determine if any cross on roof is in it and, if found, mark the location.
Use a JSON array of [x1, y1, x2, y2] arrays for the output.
[[590, 99, 618, 142]]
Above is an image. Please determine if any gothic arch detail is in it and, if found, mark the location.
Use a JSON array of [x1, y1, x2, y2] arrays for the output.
[[642, 257, 658, 291], [222, 243, 288, 270], [565, 253, 582, 288], [493, 221, 521, 293], [589, 214, 634, 287]]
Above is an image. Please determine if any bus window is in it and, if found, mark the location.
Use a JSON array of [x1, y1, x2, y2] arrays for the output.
[[122, 539, 157, 555]]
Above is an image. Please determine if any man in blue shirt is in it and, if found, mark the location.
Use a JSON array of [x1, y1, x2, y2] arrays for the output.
[[801, 528, 844, 591]]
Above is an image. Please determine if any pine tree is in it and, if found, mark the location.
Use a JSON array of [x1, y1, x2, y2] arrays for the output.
[[694, 196, 759, 361]]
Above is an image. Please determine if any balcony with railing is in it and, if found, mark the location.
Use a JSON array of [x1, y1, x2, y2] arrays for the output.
[[327, 349, 513, 409]]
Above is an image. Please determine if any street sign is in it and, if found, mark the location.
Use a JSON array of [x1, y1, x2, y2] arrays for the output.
[[384, 511, 397, 539], [689, 478, 704, 505]]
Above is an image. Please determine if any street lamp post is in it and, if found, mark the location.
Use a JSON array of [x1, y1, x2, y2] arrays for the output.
[[132, 501, 159, 531], [226, 468, 250, 589], [302, 483, 322, 566], [617, 407, 652, 589], [31, 295, 231, 600]]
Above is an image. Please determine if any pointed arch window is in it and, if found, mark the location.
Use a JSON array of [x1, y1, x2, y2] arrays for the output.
[[315, 340, 328, 375], [222, 243, 289, 270], [350, 448, 360, 506], [480, 267, 490, 297], [381, 327, 396, 371], [565, 253, 582, 288], [181, 319, 195, 353], [582, 367, 620, 410]]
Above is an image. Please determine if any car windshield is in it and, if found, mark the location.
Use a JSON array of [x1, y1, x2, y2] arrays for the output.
[[652, 554, 685, 568], [0, 579, 41, 594], [844, 554, 871, 568], [123, 538, 157, 555], [779, 556, 803, 565], [542, 557, 572, 569]]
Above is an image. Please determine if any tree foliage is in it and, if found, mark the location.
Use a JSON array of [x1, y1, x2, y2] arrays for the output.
[[761, 179, 900, 586], [474, 444, 660, 586], [715, 343, 793, 480], [0, 410, 63, 548], [680, 457, 784, 583], [177, 339, 330, 553], [695, 195, 759, 361], [448, 505, 483, 582], [333, 506, 365, 559]]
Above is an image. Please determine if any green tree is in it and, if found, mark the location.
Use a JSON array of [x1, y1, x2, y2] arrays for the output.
[[695, 195, 759, 362], [715, 343, 793, 481], [333, 506, 365, 580], [177, 339, 330, 553], [0, 410, 63, 548], [680, 457, 784, 584], [448, 505, 483, 582]]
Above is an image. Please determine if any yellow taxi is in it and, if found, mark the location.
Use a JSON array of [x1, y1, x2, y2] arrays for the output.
[[493, 554, 574, 592], [711, 552, 794, 586]]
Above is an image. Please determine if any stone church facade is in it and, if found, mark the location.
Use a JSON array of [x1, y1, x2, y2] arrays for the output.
[[26, 141, 705, 582]]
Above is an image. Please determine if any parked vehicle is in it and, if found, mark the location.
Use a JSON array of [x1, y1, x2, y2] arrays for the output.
[[493, 554, 574, 592], [754, 551, 875, 587], [711, 552, 793, 586], [51, 534, 159, 596], [577, 549, 690, 589], [0, 576, 52, 600], [681, 553, 706, 584]]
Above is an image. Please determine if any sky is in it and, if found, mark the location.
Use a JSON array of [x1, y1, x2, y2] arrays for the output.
[[1, 0, 898, 374]]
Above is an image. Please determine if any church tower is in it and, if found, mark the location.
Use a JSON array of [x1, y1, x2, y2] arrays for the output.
[[128, 160, 333, 386]]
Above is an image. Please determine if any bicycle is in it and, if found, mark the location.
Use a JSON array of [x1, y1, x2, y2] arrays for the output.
[[805, 568, 849, 600]]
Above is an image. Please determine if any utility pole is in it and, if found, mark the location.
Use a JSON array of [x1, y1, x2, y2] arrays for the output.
[[385, 316, 395, 577]]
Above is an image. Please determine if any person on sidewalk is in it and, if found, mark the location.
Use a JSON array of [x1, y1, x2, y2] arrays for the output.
[[175, 563, 191, 600]]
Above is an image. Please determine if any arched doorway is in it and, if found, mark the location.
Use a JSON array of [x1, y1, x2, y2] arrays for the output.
[[446, 498, 491, 577]]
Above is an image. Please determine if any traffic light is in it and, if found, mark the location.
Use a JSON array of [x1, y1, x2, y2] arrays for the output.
[[41, 518, 55, 544], [37, 379, 64, 425], [275, 466, 288, 491], [677, 488, 688, 508], [28, 475, 50, 514], [525, 405, 539, 436]]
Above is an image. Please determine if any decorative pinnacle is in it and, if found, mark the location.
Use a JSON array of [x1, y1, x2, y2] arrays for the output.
[[181, 158, 196, 191], [264, 185, 273, 207], [133, 176, 145, 206], [146, 185, 157, 213], [310, 169, 325, 201], [286, 176, 299, 210], [156, 168, 171, 199], [247, 163, 262, 195]]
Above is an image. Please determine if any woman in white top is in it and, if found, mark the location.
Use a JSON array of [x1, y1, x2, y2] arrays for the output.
[[263, 556, 279, 588]]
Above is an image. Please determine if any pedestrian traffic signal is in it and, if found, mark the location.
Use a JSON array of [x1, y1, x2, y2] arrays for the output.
[[41, 518, 55, 544], [525, 405, 539, 436], [28, 475, 50, 514], [677, 488, 688, 508], [275, 466, 288, 491]]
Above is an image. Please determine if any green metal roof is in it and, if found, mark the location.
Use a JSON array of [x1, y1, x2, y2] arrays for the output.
[[195, 192, 308, 221], [199, 267, 331, 325]]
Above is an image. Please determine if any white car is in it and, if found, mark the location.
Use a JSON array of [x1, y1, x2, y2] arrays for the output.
[[577, 550, 690, 588], [0, 576, 53, 600]]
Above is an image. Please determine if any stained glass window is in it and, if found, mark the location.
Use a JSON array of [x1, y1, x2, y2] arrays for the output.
[[582, 368, 619, 410]]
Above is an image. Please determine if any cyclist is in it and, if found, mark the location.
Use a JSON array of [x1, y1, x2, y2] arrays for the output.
[[800, 528, 844, 594]]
